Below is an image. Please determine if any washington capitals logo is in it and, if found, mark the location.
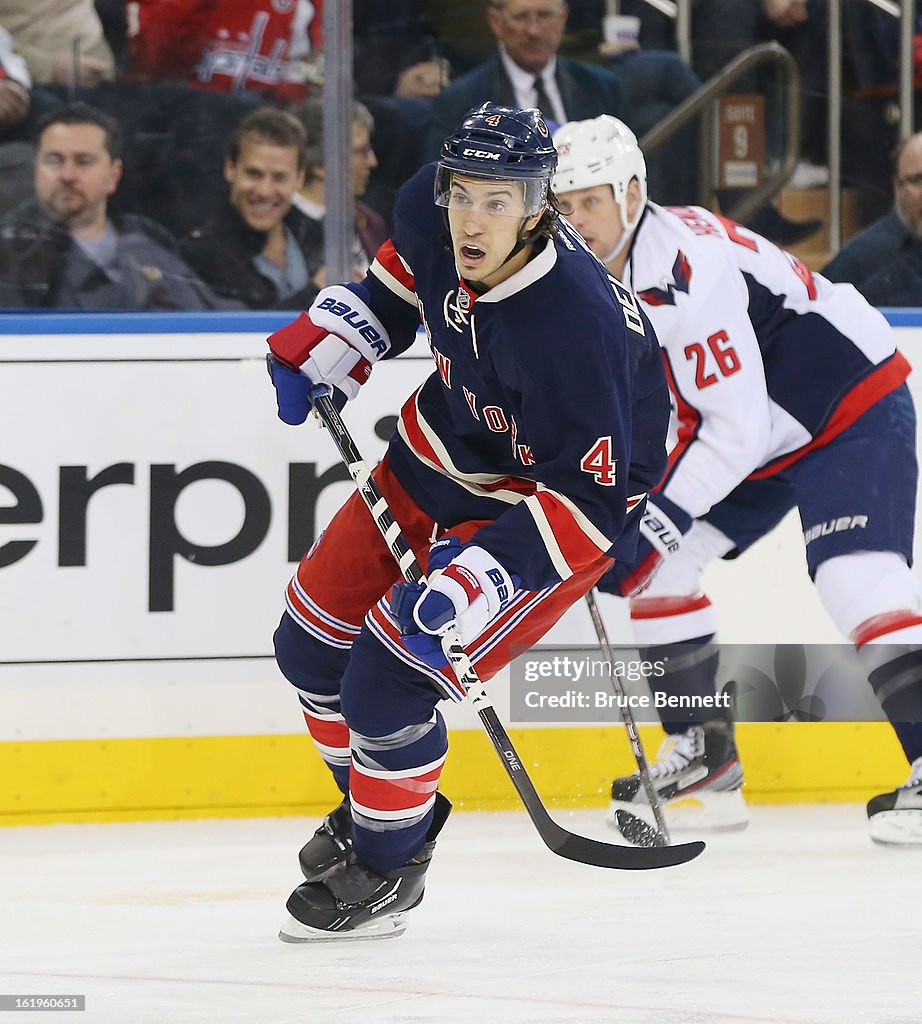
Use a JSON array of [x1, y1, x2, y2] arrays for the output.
[[637, 250, 692, 307]]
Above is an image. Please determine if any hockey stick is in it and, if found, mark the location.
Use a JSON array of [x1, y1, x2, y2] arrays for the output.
[[309, 384, 704, 870], [584, 587, 671, 848]]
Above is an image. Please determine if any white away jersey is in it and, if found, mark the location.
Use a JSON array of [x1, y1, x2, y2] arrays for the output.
[[621, 203, 910, 519]]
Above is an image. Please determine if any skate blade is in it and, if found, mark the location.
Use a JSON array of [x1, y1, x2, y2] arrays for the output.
[[276, 913, 407, 942], [869, 810, 922, 847], [278, 912, 408, 943], [608, 790, 749, 833]]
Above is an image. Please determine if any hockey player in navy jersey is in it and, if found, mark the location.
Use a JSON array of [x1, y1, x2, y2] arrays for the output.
[[552, 114, 922, 845], [265, 103, 671, 940]]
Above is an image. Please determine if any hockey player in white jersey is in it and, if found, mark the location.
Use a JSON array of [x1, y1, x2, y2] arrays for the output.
[[552, 114, 922, 845]]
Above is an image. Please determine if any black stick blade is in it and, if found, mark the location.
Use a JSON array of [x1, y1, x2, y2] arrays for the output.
[[544, 819, 704, 869]]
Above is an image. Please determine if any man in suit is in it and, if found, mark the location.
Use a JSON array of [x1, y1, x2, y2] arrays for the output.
[[424, 0, 633, 158]]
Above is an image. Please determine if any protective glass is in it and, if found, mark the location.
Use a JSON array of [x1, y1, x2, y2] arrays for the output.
[[434, 165, 548, 218]]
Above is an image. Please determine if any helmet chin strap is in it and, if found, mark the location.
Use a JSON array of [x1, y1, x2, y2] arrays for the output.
[[602, 199, 642, 264], [504, 219, 537, 264], [493, 204, 545, 272]]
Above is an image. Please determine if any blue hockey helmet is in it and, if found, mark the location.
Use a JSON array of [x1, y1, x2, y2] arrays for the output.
[[435, 103, 557, 218]]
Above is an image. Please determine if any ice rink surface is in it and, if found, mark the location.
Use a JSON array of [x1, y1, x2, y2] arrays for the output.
[[2, 805, 920, 1024]]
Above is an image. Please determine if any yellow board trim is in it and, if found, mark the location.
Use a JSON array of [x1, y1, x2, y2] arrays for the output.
[[0, 722, 909, 826]]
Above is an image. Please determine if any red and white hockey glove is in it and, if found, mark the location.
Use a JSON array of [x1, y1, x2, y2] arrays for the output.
[[267, 285, 391, 424], [390, 538, 520, 678], [598, 494, 693, 598], [413, 538, 518, 642]]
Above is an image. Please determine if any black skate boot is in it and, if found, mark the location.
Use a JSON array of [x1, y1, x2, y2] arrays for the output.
[[279, 792, 452, 942], [867, 756, 922, 846], [609, 720, 748, 832], [299, 797, 352, 882]]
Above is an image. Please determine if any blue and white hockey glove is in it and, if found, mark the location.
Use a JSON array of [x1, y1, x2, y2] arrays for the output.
[[391, 537, 519, 671], [598, 494, 693, 598], [266, 284, 391, 424]]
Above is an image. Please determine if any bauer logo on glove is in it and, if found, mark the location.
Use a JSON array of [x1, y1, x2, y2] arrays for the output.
[[315, 294, 389, 357], [598, 493, 693, 598], [390, 537, 520, 672], [641, 505, 682, 554], [265, 284, 392, 425]]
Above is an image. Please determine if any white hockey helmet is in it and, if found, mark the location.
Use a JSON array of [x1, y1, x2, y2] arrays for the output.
[[552, 115, 647, 232]]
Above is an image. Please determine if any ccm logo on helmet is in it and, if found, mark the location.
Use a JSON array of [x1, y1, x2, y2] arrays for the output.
[[316, 296, 388, 356], [462, 148, 501, 160]]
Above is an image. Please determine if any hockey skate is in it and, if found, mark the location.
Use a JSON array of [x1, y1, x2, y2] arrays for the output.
[[608, 721, 748, 833], [299, 797, 352, 881], [867, 756, 922, 846], [279, 792, 451, 942]]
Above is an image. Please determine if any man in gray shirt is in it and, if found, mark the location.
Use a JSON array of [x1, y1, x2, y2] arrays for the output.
[[0, 101, 234, 310]]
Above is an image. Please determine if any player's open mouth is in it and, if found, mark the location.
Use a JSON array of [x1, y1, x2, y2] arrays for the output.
[[460, 244, 485, 263]]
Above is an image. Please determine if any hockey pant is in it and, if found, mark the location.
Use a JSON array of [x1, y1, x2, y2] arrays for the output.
[[274, 455, 611, 871], [629, 386, 922, 760]]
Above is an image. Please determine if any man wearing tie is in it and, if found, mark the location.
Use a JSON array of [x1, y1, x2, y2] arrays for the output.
[[425, 0, 634, 156]]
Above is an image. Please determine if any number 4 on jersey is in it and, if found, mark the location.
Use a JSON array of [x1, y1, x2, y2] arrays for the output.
[[581, 435, 617, 485]]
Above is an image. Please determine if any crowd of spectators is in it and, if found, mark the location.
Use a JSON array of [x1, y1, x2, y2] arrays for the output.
[[0, 0, 919, 310], [290, 98, 388, 288]]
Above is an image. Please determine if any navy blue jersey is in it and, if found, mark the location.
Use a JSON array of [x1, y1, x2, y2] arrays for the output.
[[362, 164, 670, 591]]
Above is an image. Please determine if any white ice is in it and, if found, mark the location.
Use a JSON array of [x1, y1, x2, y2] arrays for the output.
[[2, 806, 920, 1024]]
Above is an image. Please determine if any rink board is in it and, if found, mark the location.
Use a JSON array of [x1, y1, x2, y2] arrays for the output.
[[1, 312, 920, 823], [0, 722, 910, 825]]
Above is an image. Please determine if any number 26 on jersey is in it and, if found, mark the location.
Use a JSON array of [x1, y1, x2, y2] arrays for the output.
[[683, 329, 741, 389]]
